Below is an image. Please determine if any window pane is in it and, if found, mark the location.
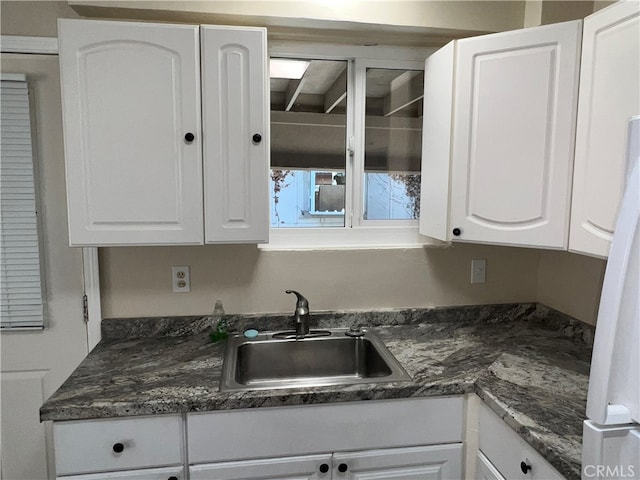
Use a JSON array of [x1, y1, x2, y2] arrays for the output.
[[270, 58, 348, 228], [363, 68, 423, 220]]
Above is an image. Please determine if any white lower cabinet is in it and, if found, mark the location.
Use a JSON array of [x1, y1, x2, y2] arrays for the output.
[[52, 415, 184, 479], [57, 466, 184, 480], [187, 397, 464, 479], [190, 445, 462, 480], [51, 397, 466, 479], [189, 454, 332, 480], [477, 403, 565, 480], [475, 452, 506, 480]]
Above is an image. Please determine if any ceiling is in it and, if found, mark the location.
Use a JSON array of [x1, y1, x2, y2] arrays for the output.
[[270, 59, 424, 117]]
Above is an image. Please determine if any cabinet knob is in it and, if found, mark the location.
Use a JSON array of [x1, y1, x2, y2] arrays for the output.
[[112, 442, 125, 453], [319, 463, 329, 473], [520, 461, 532, 474], [338, 463, 348, 473], [252, 133, 262, 144], [168, 477, 178, 480], [184, 132, 195, 143], [452, 227, 462, 236]]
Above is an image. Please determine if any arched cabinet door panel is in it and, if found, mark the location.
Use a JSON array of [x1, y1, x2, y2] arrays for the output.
[[420, 20, 581, 250], [569, 1, 640, 258], [450, 20, 581, 249], [58, 19, 203, 246]]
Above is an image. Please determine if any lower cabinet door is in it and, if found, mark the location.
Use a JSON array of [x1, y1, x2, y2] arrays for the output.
[[475, 451, 506, 480], [332, 444, 463, 479], [57, 465, 184, 480], [189, 453, 333, 480]]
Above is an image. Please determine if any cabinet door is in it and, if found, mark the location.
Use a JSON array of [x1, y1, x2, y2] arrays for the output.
[[569, 1, 640, 258], [475, 451, 506, 480], [56, 465, 184, 480], [449, 21, 581, 248], [189, 454, 332, 480], [58, 19, 203, 246], [332, 444, 462, 479], [201, 26, 269, 244]]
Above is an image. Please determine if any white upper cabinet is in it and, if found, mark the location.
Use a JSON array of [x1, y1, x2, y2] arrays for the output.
[[201, 26, 269, 244], [58, 19, 203, 246], [58, 19, 269, 246], [569, 1, 640, 258], [421, 21, 581, 249]]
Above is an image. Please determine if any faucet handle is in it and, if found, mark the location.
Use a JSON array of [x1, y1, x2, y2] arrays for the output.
[[285, 290, 309, 315]]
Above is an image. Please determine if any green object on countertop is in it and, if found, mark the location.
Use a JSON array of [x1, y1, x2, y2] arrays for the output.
[[210, 329, 227, 343], [210, 300, 228, 343]]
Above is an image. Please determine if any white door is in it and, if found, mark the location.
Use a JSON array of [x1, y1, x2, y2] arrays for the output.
[[569, 0, 640, 258], [332, 444, 462, 479], [449, 21, 581, 249], [1, 54, 89, 480], [189, 454, 333, 480], [58, 19, 203, 246], [201, 26, 269, 244]]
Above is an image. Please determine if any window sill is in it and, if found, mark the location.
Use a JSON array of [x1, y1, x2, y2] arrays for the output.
[[259, 226, 447, 251]]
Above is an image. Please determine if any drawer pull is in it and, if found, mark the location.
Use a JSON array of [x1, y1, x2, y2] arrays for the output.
[[112, 442, 125, 453], [338, 463, 348, 473], [521, 461, 532, 474], [319, 463, 329, 473]]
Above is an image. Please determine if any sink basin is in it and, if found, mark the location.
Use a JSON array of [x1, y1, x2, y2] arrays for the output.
[[219, 328, 411, 391]]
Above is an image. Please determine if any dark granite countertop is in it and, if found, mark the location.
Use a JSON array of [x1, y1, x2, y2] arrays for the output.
[[40, 303, 593, 480]]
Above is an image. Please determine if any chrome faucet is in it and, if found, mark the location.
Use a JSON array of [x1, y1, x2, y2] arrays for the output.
[[286, 290, 310, 337]]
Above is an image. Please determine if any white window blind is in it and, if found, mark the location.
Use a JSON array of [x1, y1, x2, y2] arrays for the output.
[[1, 75, 45, 329]]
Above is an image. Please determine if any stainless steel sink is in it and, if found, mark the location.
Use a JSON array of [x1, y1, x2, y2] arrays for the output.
[[219, 328, 411, 391]]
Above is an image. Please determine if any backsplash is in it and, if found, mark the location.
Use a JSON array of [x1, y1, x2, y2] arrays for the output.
[[101, 302, 594, 346]]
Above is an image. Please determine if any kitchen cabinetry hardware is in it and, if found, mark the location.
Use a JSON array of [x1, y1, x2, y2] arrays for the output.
[[337, 463, 348, 472], [184, 132, 195, 143], [452, 228, 461, 236], [319, 463, 329, 473], [112, 442, 125, 453], [521, 460, 532, 474], [252, 133, 262, 143], [168, 476, 178, 480]]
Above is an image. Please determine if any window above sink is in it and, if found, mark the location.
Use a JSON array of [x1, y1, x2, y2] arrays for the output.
[[262, 43, 441, 250]]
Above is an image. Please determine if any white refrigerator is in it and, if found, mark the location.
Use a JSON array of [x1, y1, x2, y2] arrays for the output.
[[582, 115, 640, 480]]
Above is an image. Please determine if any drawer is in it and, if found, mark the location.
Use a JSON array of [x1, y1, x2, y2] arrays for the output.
[[187, 396, 464, 464], [54, 415, 183, 476], [57, 465, 184, 480], [478, 403, 565, 480]]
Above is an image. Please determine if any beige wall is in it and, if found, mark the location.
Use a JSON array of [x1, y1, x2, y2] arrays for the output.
[[538, 251, 606, 325], [0, 1, 79, 36], [99, 243, 542, 317], [2, 0, 608, 325]]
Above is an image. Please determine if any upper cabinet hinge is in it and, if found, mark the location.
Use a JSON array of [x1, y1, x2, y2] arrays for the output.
[[83, 294, 88, 323]]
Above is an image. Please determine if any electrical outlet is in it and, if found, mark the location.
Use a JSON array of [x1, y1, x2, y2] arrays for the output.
[[171, 266, 190, 293], [471, 259, 486, 284]]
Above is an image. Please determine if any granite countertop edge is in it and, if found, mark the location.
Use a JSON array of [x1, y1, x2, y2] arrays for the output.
[[40, 303, 592, 480]]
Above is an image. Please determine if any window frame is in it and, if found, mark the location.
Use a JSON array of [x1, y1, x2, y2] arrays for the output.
[[262, 42, 442, 251]]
